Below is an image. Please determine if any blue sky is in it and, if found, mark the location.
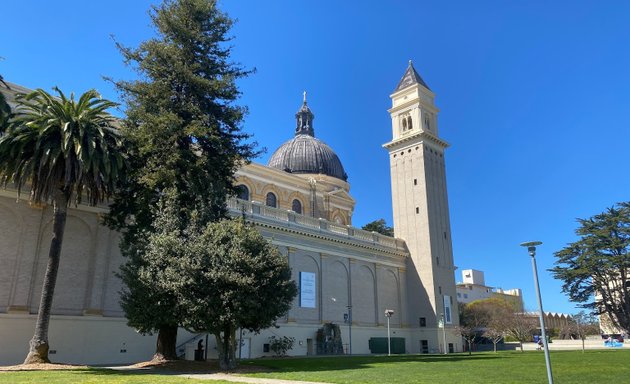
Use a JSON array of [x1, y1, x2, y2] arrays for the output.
[[3, 1, 630, 315]]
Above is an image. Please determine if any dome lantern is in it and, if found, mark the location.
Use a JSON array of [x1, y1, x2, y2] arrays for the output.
[[295, 90, 314, 136]]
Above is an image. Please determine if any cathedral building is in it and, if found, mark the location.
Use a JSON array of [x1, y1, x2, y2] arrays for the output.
[[0, 62, 460, 364]]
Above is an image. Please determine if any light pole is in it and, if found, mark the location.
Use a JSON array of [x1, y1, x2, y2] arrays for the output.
[[346, 305, 353, 355], [385, 309, 394, 356], [520, 241, 554, 384]]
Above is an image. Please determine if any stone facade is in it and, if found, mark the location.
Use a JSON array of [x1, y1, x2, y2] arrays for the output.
[[0, 62, 462, 364]]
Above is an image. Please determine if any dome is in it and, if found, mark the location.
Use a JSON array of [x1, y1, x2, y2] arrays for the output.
[[268, 134, 348, 181], [267, 93, 348, 181]]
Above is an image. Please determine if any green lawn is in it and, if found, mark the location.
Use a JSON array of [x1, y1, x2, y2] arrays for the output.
[[1, 350, 629, 384], [241, 350, 630, 384]]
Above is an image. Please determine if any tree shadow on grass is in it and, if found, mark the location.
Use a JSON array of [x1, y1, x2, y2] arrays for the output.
[[239, 353, 505, 374]]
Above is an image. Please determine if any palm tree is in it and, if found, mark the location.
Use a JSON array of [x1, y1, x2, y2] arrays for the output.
[[0, 76, 11, 133], [0, 87, 125, 364]]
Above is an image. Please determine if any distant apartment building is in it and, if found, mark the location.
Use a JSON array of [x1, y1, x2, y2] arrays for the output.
[[456, 269, 524, 311]]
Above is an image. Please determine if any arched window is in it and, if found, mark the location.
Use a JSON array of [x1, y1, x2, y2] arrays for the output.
[[236, 184, 249, 201], [407, 116, 413, 130], [292, 199, 302, 214], [265, 192, 277, 208], [334, 215, 344, 225], [402, 117, 408, 131]]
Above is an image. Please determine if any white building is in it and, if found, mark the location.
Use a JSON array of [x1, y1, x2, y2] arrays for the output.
[[456, 269, 523, 311], [0, 61, 462, 365]]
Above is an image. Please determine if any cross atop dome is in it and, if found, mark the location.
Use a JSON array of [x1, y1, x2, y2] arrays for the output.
[[394, 59, 431, 92]]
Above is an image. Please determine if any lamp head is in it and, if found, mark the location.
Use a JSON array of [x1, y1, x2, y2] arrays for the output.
[[385, 309, 395, 317], [520, 241, 542, 257]]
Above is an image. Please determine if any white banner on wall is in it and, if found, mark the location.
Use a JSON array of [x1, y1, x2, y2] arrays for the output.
[[443, 295, 452, 324], [300, 271, 316, 308]]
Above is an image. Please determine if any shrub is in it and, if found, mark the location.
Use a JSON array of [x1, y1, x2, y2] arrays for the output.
[[268, 336, 296, 356]]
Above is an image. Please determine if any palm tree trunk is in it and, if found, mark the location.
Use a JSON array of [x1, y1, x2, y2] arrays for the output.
[[154, 325, 178, 361], [24, 190, 68, 364]]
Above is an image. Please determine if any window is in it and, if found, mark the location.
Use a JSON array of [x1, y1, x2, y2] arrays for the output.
[[236, 184, 249, 201], [421, 340, 429, 354], [265, 192, 277, 208], [407, 116, 413, 130], [402, 118, 408, 131], [414, 179, 417, 185], [415, 207, 419, 214], [439, 286, 442, 294], [419, 317, 427, 327], [292, 199, 302, 214], [463, 293, 468, 299]]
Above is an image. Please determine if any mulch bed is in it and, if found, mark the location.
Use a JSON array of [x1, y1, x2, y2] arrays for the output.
[[0, 363, 88, 371], [0, 359, 268, 374]]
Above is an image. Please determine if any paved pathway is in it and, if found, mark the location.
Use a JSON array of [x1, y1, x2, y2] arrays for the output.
[[104, 365, 328, 384], [180, 373, 328, 384]]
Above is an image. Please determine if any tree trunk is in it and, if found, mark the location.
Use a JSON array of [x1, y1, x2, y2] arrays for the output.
[[493, 342, 497, 353], [24, 190, 68, 364], [519, 341, 523, 352], [154, 325, 179, 360], [215, 327, 237, 371]]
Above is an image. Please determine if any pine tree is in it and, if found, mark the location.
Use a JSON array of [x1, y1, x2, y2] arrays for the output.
[[551, 202, 630, 335], [106, 0, 257, 360]]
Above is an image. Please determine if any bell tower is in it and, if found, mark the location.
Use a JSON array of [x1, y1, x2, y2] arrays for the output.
[[384, 61, 459, 344]]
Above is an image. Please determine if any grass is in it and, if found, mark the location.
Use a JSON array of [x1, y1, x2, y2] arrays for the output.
[[241, 350, 630, 383], [1, 350, 629, 383]]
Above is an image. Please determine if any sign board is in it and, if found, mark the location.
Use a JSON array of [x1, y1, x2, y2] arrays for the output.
[[300, 272, 316, 308], [443, 295, 452, 324]]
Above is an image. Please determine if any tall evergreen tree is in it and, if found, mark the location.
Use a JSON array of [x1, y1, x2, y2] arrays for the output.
[[106, 0, 257, 360], [551, 202, 630, 335]]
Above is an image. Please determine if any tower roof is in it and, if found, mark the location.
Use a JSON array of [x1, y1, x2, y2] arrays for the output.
[[394, 60, 430, 92]]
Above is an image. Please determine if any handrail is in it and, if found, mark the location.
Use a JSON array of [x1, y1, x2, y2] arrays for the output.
[[176, 333, 204, 358]]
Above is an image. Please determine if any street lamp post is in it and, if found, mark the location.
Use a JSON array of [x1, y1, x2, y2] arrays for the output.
[[520, 241, 554, 384], [385, 309, 394, 356], [346, 305, 353, 355]]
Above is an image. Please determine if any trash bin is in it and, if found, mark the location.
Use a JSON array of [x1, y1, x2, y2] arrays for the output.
[[195, 339, 205, 361]]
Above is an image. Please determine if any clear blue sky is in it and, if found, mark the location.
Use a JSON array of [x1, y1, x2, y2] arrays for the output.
[[3, 1, 630, 316]]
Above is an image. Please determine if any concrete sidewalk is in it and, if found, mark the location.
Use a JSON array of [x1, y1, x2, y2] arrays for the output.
[[180, 373, 328, 384]]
